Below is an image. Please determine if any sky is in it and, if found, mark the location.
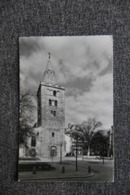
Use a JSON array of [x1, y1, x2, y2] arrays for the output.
[[20, 36, 113, 130]]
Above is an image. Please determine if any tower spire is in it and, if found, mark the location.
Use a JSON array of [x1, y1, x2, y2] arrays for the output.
[[43, 52, 57, 84]]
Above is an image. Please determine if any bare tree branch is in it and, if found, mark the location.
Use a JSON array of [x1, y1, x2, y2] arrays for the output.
[[19, 88, 36, 145]]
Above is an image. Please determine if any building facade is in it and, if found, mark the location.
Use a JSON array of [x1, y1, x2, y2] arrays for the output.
[[31, 55, 66, 159]]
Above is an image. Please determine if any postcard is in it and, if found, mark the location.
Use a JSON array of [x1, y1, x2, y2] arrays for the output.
[[18, 36, 113, 181]]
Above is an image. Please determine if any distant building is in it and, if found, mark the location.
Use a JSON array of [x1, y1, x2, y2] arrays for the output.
[[71, 139, 83, 155], [64, 134, 72, 153], [107, 126, 114, 158]]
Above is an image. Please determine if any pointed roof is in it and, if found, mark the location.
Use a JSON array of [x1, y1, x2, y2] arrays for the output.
[[43, 53, 57, 84], [46, 52, 54, 70]]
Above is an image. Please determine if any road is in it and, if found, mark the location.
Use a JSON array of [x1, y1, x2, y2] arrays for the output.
[[19, 157, 114, 181]]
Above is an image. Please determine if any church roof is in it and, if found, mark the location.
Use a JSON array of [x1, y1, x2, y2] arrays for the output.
[[43, 53, 57, 84]]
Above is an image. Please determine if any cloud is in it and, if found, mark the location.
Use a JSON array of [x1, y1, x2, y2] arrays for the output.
[[65, 73, 113, 129], [20, 36, 113, 129], [65, 77, 93, 96]]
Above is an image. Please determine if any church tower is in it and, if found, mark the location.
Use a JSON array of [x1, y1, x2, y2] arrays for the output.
[[37, 53, 65, 158]]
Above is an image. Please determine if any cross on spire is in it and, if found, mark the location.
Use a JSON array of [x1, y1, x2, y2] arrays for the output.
[[43, 52, 57, 84], [48, 52, 51, 59]]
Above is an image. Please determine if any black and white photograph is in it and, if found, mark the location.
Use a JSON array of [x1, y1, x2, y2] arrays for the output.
[[19, 36, 114, 181]]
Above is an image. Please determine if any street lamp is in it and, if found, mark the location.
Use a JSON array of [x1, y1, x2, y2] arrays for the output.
[[60, 142, 63, 164], [59, 135, 64, 164]]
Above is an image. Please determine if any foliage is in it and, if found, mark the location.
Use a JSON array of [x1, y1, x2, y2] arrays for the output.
[[65, 123, 84, 171], [91, 131, 109, 156], [65, 118, 103, 157], [81, 118, 102, 156], [19, 88, 36, 145], [65, 123, 83, 141]]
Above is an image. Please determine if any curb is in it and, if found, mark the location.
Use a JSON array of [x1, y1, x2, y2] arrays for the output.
[[19, 173, 95, 181]]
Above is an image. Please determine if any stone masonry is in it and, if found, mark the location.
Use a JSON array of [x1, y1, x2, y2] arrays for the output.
[[35, 55, 65, 159]]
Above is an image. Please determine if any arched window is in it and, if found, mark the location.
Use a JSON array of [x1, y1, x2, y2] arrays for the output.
[[49, 99, 52, 106], [55, 100, 58, 107], [54, 111, 56, 116], [50, 110, 56, 116], [52, 132, 55, 137], [31, 137, 36, 147], [53, 90, 56, 96], [52, 100, 55, 106]]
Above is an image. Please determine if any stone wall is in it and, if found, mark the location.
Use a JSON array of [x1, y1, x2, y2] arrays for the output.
[[37, 83, 65, 158]]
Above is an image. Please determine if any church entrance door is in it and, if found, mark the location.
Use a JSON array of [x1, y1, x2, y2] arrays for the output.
[[50, 146, 57, 157]]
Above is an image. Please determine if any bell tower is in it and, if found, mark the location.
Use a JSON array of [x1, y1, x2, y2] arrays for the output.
[[37, 53, 65, 158]]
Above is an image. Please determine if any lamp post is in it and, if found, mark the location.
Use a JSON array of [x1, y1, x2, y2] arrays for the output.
[[75, 138, 78, 171], [59, 135, 64, 164], [60, 142, 63, 164]]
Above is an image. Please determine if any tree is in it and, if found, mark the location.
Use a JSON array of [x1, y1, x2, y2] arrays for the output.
[[81, 118, 102, 157], [91, 131, 103, 156], [65, 124, 83, 171], [19, 88, 36, 146], [91, 131, 109, 161], [99, 136, 109, 164]]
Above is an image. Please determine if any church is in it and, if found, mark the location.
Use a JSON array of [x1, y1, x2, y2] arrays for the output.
[[26, 54, 67, 159]]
